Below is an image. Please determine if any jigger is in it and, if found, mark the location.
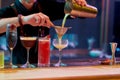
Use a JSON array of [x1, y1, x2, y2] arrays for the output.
[[110, 42, 117, 65]]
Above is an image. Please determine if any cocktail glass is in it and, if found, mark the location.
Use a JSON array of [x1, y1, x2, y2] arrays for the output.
[[53, 39, 68, 67], [20, 37, 37, 68], [110, 42, 117, 65], [38, 37, 50, 67], [6, 24, 18, 68], [20, 26, 37, 68]]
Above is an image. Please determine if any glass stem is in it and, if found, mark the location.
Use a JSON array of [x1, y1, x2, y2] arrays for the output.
[[59, 38, 62, 44], [58, 38, 62, 65], [58, 50, 62, 64], [111, 52, 116, 65], [26, 48, 30, 65], [10, 48, 13, 67]]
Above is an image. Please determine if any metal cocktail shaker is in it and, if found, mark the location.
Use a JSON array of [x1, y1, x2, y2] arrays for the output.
[[64, 0, 98, 18]]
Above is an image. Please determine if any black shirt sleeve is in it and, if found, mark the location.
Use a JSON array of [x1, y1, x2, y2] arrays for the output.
[[0, 6, 17, 36]]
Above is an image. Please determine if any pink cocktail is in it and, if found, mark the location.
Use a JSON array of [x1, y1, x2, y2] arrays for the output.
[[38, 38, 50, 67]]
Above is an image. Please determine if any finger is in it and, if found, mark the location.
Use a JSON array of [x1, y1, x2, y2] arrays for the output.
[[81, 0, 87, 6], [81, 1, 86, 6], [38, 13, 54, 27], [38, 14, 46, 26], [42, 14, 54, 27], [47, 20, 54, 27], [74, 0, 86, 6], [34, 15, 41, 24], [70, 15, 76, 18], [46, 18, 54, 27], [84, 1, 87, 6], [42, 19, 54, 28]]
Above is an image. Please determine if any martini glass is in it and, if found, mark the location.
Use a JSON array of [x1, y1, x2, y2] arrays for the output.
[[53, 26, 71, 67], [20, 26, 37, 68], [20, 37, 37, 68]]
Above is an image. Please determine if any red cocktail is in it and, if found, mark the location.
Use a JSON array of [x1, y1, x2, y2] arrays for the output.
[[38, 38, 50, 67]]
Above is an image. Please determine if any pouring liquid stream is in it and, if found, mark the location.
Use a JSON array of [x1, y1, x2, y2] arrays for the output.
[[62, 14, 70, 28], [58, 14, 70, 45]]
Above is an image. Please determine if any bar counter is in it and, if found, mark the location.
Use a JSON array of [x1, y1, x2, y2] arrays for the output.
[[0, 65, 120, 80]]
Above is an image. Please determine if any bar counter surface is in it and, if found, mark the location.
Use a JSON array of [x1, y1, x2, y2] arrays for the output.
[[0, 65, 120, 80]]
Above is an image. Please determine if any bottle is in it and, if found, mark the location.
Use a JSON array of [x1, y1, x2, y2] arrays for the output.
[[64, 0, 98, 18]]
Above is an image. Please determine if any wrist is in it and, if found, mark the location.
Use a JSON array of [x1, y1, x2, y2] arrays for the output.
[[18, 14, 24, 26]]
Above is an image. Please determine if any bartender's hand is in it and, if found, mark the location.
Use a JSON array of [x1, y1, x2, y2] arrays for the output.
[[22, 12, 54, 28], [70, 0, 87, 18], [73, 0, 87, 6]]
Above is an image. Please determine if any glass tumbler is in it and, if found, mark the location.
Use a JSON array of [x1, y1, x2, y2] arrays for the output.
[[38, 37, 50, 67], [0, 50, 4, 68]]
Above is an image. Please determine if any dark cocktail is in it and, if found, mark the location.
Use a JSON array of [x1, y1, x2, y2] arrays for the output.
[[20, 36, 37, 68], [20, 37, 37, 48]]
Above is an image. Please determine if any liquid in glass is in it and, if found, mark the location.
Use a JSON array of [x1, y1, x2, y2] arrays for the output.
[[0, 51, 4, 68], [38, 38, 50, 67]]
